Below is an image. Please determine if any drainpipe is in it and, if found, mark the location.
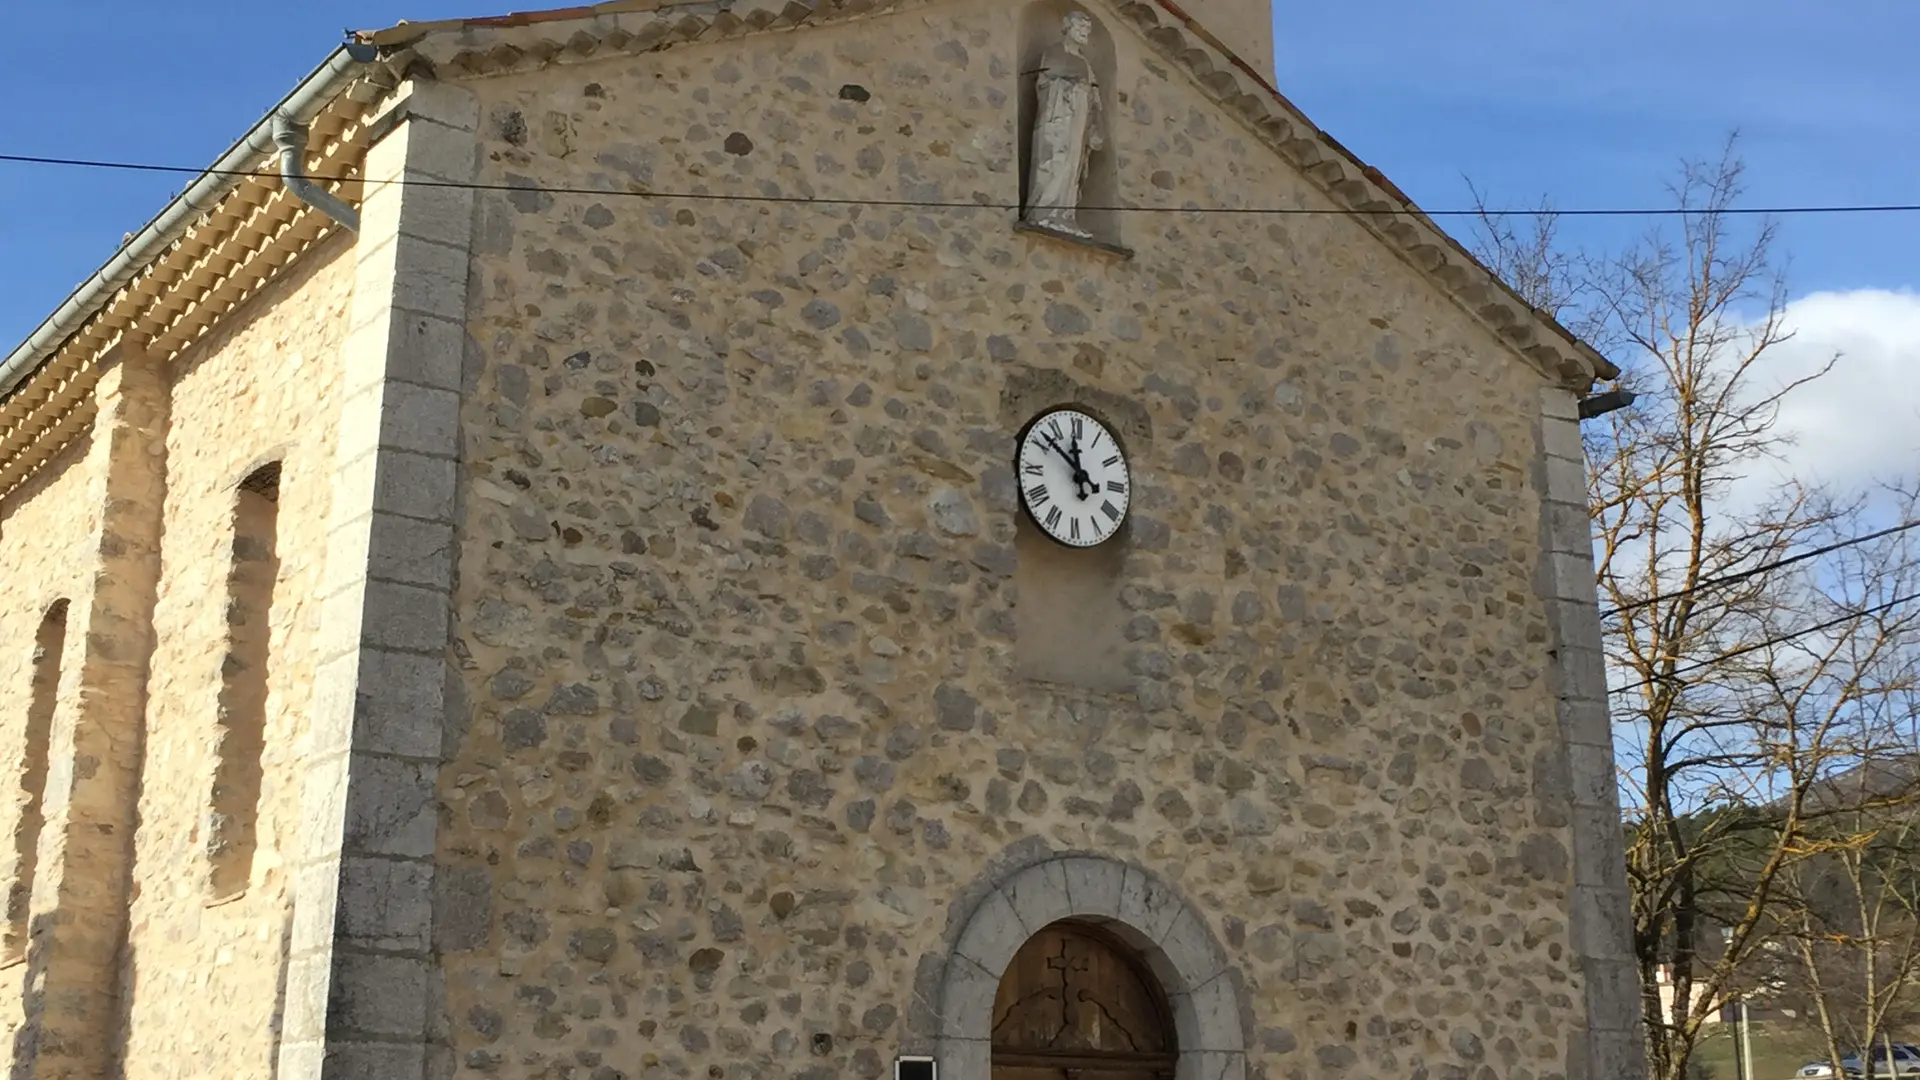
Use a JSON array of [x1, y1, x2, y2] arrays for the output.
[[0, 40, 378, 399], [272, 111, 359, 233]]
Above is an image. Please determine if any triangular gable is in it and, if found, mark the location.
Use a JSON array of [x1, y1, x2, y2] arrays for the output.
[[361, 0, 1614, 389]]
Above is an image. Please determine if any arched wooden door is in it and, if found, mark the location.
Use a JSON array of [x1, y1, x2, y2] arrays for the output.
[[990, 921, 1178, 1080]]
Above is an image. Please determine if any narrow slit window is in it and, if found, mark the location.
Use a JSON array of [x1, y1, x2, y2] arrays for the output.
[[207, 462, 281, 901], [7, 600, 67, 962]]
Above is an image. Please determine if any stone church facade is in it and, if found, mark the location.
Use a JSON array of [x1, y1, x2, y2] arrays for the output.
[[0, 0, 1642, 1078]]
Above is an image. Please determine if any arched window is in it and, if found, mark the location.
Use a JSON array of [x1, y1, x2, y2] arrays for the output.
[[6, 600, 67, 962], [991, 921, 1178, 1080], [206, 462, 281, 901]]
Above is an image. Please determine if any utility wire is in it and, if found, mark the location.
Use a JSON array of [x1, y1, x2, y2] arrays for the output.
[[3, 151, 1919, 218], [1607, 590, 1920, 697], [1601, 521, 1920, 620]]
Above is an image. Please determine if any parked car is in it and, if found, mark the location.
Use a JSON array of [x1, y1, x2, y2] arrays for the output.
[[1799, 1044, 1920, 1077]]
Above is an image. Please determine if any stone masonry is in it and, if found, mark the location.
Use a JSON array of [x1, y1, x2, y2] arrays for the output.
[[0, 0, 1641, 1077]]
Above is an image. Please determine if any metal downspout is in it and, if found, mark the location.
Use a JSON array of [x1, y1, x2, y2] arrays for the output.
[[0, 40, 378, 399], [272, 113, 359, 233]]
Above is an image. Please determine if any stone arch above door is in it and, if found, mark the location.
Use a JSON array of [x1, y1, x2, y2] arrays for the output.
[[929, 854, 1248, 1080]]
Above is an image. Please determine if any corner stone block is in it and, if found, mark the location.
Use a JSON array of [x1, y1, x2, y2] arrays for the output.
[[1544, 454, 1587, 503], [349, 649, 447, 760], [1589, 1028, 1648, 1078], [328, 952, 434, 1039], [1555, 645, 1608, 700], [936, 956, 1001, 1040], [1556, 695, 1612, 749], [1565, 741, 1620, 812], [379, 308, 469, 395], [1551, 597, 1606, 656], [1582, 956, 1642, 1033], [1540, 386, 1580, 423], [1540, 551, 1596, 603], [295, 756, 353, 861], [1544, 498, 1593, 557], [953, 888, 1028, 973], [1571, 804, 1629, 889], [1002, 859, 1073, 932], [397, 80, 481, 133], [364, 513, 456, 592], [358, 579, 450, 656], [1571, 883, 1636, 959], [370, 450, 459, 522], [336, 856, 434, 953], [317, 1040, 429, 1080], [1059, 856, 1126, 918], [1117, 866, 1184, 944], [290, 857, 346, 955], [341, 755, 438, 859], [373, 382, 461, 460], [280, 951, 335, 1044], [1541, 412, 1586, 464]]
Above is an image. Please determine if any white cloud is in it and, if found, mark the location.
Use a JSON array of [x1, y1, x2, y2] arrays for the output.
[[1751, 289, 1920, 502]]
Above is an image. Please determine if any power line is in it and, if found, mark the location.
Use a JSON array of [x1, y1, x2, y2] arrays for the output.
[[1601, 521, 1920, 620], [1607, 590, 1920, 697], [2, 151, 1918, 219]]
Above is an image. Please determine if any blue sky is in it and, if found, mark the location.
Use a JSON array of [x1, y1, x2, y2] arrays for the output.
[[0, 0, 1913, 350]]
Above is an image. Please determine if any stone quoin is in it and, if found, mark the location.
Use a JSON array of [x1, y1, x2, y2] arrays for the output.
[[0, 0, 1642, 1078]]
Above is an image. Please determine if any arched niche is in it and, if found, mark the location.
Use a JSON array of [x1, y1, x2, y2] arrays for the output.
[[1016, 1, 1122, 245], [931, 855, 1247, 1080], [994, 921, 1178, 1080]]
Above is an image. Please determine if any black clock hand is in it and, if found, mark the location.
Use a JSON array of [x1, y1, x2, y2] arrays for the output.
[[1065, 437, 1095, 499], [1042, 434, 1091, 498]]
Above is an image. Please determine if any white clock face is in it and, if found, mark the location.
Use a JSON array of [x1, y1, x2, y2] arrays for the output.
[[1016, 408, 1131, 548]]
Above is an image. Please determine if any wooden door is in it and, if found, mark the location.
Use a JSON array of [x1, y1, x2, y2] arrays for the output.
[[990, 922, 1177, 1080]]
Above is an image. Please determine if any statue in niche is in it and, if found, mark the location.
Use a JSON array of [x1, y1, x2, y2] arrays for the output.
[[1023, 10, 1104, 240]]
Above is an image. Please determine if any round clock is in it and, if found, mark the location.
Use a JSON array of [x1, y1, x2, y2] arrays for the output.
[[1016, 407, 1132, 548]]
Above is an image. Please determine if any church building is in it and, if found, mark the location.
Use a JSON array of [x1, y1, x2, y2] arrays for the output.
[[0, 0, 1643, 1076]]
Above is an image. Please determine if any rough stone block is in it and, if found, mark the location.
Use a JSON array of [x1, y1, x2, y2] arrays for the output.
[[936, 956, 1000, 1040], [1175, 1050, 1246, 1080], [1172, 974, 1244, 1052], [1001, 859, 1072, 933], [341, 754, 438, 859], [1118, 866, 1185, 944], [953, 889, 1027, 973], [1059, 856, 1126, 918], [936, 1037, 991, 1080], [1158, 907, 1227, 989]]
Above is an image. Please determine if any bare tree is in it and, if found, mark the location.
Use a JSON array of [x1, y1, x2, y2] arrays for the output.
[[1470, 136, 1920, 1080]]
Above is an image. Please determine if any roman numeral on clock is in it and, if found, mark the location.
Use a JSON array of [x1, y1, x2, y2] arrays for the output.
[[1027, 484, 1050, 506], [1103, 455, 1120, 468], [1023, 462, 1044, 476], [1107, 480, 1127, 494], [1045, 506, 1062, 530], [1101, 501, 1121, 522], [1070, 517, 1082, 541]]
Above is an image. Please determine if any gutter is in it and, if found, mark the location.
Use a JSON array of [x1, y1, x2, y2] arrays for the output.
[[0, 41, 378, 400]]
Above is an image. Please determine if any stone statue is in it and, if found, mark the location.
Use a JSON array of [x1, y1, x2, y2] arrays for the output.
[[1023, 11, 1104, 239]]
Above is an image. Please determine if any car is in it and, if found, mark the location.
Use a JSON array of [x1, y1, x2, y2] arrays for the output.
[[1798, 1044, 1920, 1078]]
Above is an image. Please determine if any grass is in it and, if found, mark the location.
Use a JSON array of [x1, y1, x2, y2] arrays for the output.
[[1693, 1023, 1831, 1080]]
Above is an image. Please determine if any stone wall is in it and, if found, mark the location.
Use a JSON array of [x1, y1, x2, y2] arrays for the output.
[[436, 3, 1592, 1079], [0, 236, 355, 1078], [0, 437, 96, 1065], [114, 236, 356, 1079]]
